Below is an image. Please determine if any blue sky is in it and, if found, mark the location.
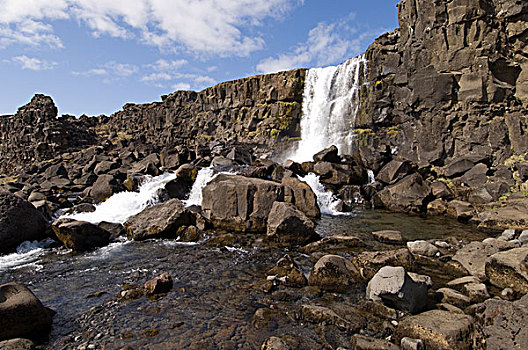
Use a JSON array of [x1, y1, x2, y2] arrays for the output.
[[0, 0, 400, 117]]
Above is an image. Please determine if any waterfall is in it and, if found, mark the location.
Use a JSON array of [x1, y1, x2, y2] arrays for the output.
[[60, 172, 176, 224], [285, 55, 367, 162], [183, 167, 218, 207], [299, 173, 342, 215]]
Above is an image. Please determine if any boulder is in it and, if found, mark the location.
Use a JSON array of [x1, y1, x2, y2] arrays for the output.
[[485, 247, 528, 293], [478, 200, 528, 230], [300, 304, 366, 332], [124, 198, 194, 241], [366, 266, 430, 314], [90, 174, 122, 203], [144, 272, 173, 295], [281, 177, 320, 219], [0, 192, 49, 254], [427, 199, 448, 215], [434, 288, 471, 309], [313, 145, 340, 163], [451, 240, 516, 280], [226, 146, 253, 165], [267, 254, 307, 288], [52, 219, 111, 251], [377, 159, 414, 185], [261, 336, 290, 350], [446, 200, 474, 221], [165, 164, 198, 200], [300, 234, 365, 254], [308, 255, 360, 292], [352, 248, 414, 281], [0, 338, 35, 350], [0, 283, 54, 341], [202, 174, 283, 232], [267, 202, 318, 245], [372, 230, 404, 244], [373, 173, 431, 213], [395, 310, 474, 350], [463, 283, 490, 303], [351, 335, 399, 350], [407, 240, 439, 257], [473, 294, 528, 350], [430, 181, 453, 200], [460, 163, 488, 187], [123, 173, 146, 192]]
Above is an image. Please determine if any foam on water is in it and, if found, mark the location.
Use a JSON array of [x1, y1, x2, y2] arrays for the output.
[[0, 238, 55, 272], [183, 167, 218, 207], [300, 173, 342, 215], [61, 172, 176, 224]]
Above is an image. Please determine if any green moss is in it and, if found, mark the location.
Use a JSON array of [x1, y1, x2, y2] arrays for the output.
[[270, 129, 280, 139], [387, 126, 399, 138]]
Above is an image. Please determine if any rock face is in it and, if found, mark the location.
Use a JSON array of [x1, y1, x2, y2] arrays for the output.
[[366, 266, 430, 314], [52, 219, 111, 251], [0, 192, 49, 254], [0, 283, 54, 341], [124, 199, 194, 240]]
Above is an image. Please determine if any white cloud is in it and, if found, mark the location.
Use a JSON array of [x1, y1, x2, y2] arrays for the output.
[[147, 59, 188, 72], [11, 55, 57, 70], [72, 61, 138, 78], [256, 15, 363, 73], [171, 82, 191, 91], [0, 0, 301, 57]]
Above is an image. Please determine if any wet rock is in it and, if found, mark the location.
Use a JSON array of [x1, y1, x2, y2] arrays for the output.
[[165, 164, 198, 200], [202, 174, 283, 232], [124, 199, 194, 241], [434, 288, 471, 309], [446, 200, 474, 222], [485, 247, 528, 293], [52, 218, 111, 251], [460, 163, 488, 187], [430, 181, 453, 200], [377, 159, 414, 185], [0, 283, 54, 341], [351, 334, 399, 350], [338, 185, 367, 208], [261, 336, 290, 350], [426, 199, 447, 215], [407, 240, 439, 257], [373, 173, 431, 213], [0, 192, 49, 254], [395, 310, 474, 350], [282, 177, 320, 219], [308, 255, 360, 292], [144, 272, 173, 295], [474, 294, 528, 350], [0, 338, 35, 350], [300, 304, 366, 332], [301, 234, 364, 254], [400, 337, 424, 350], [90, 174, 122, 203], [97, 221, 126, 240], [226, 146, 253, 165], [366, 266, 430, 314], [313, 145, 340, 163], [282, 160, 307, 177], [352, 248, 414, 281], [267, 255, 307, 288], [372, 230, 404, 244], [266, 202, 318, 245], [123, 173, 145, 192]]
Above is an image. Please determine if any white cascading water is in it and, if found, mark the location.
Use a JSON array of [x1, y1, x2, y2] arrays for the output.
[[60, 172, 176, 224], [183, 167, 218, 207], [300, 173, 342, 215], [285, 55, 367, 163]]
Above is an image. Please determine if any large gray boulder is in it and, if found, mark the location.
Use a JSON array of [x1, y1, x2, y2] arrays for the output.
[[266, 202, 318, 245], [52, 218, 111, 251], [366, 266, 431, 314], [90, 174, 122, 203], [0, 283, 54, 341], [201, 174, 283, 232], [124, 198, 194, 240], [0, 192, 49, 254], [282, 177, 320, 219]]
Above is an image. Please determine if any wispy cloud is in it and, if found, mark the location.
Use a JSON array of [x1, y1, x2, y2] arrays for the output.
[[0, 0, 302, 57], [257, 13, 381, 73], [72, 61, 138, 78], [10, 55, 57, 71]]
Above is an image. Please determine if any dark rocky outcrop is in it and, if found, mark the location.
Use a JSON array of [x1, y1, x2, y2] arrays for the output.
[[266, 202, 318, 245], [0, 192, 49, 254], [52, 219, 111, 251]]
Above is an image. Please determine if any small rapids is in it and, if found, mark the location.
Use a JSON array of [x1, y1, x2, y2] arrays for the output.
[[299, 173, 342, 215], [60, 172, 176, 224]]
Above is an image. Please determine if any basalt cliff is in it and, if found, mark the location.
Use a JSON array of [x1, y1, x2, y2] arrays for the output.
[[0, 0, 528, 230]]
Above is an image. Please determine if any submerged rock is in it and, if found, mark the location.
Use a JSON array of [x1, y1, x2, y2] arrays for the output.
[[485, 247, 528, 293], [308, 254, 360, 292], [0, 283, 54, 341], [267, 255, 307, 288], [52, 218, 111, 251], [144, 272, 173, 295], [124, 198, 194, 240]]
